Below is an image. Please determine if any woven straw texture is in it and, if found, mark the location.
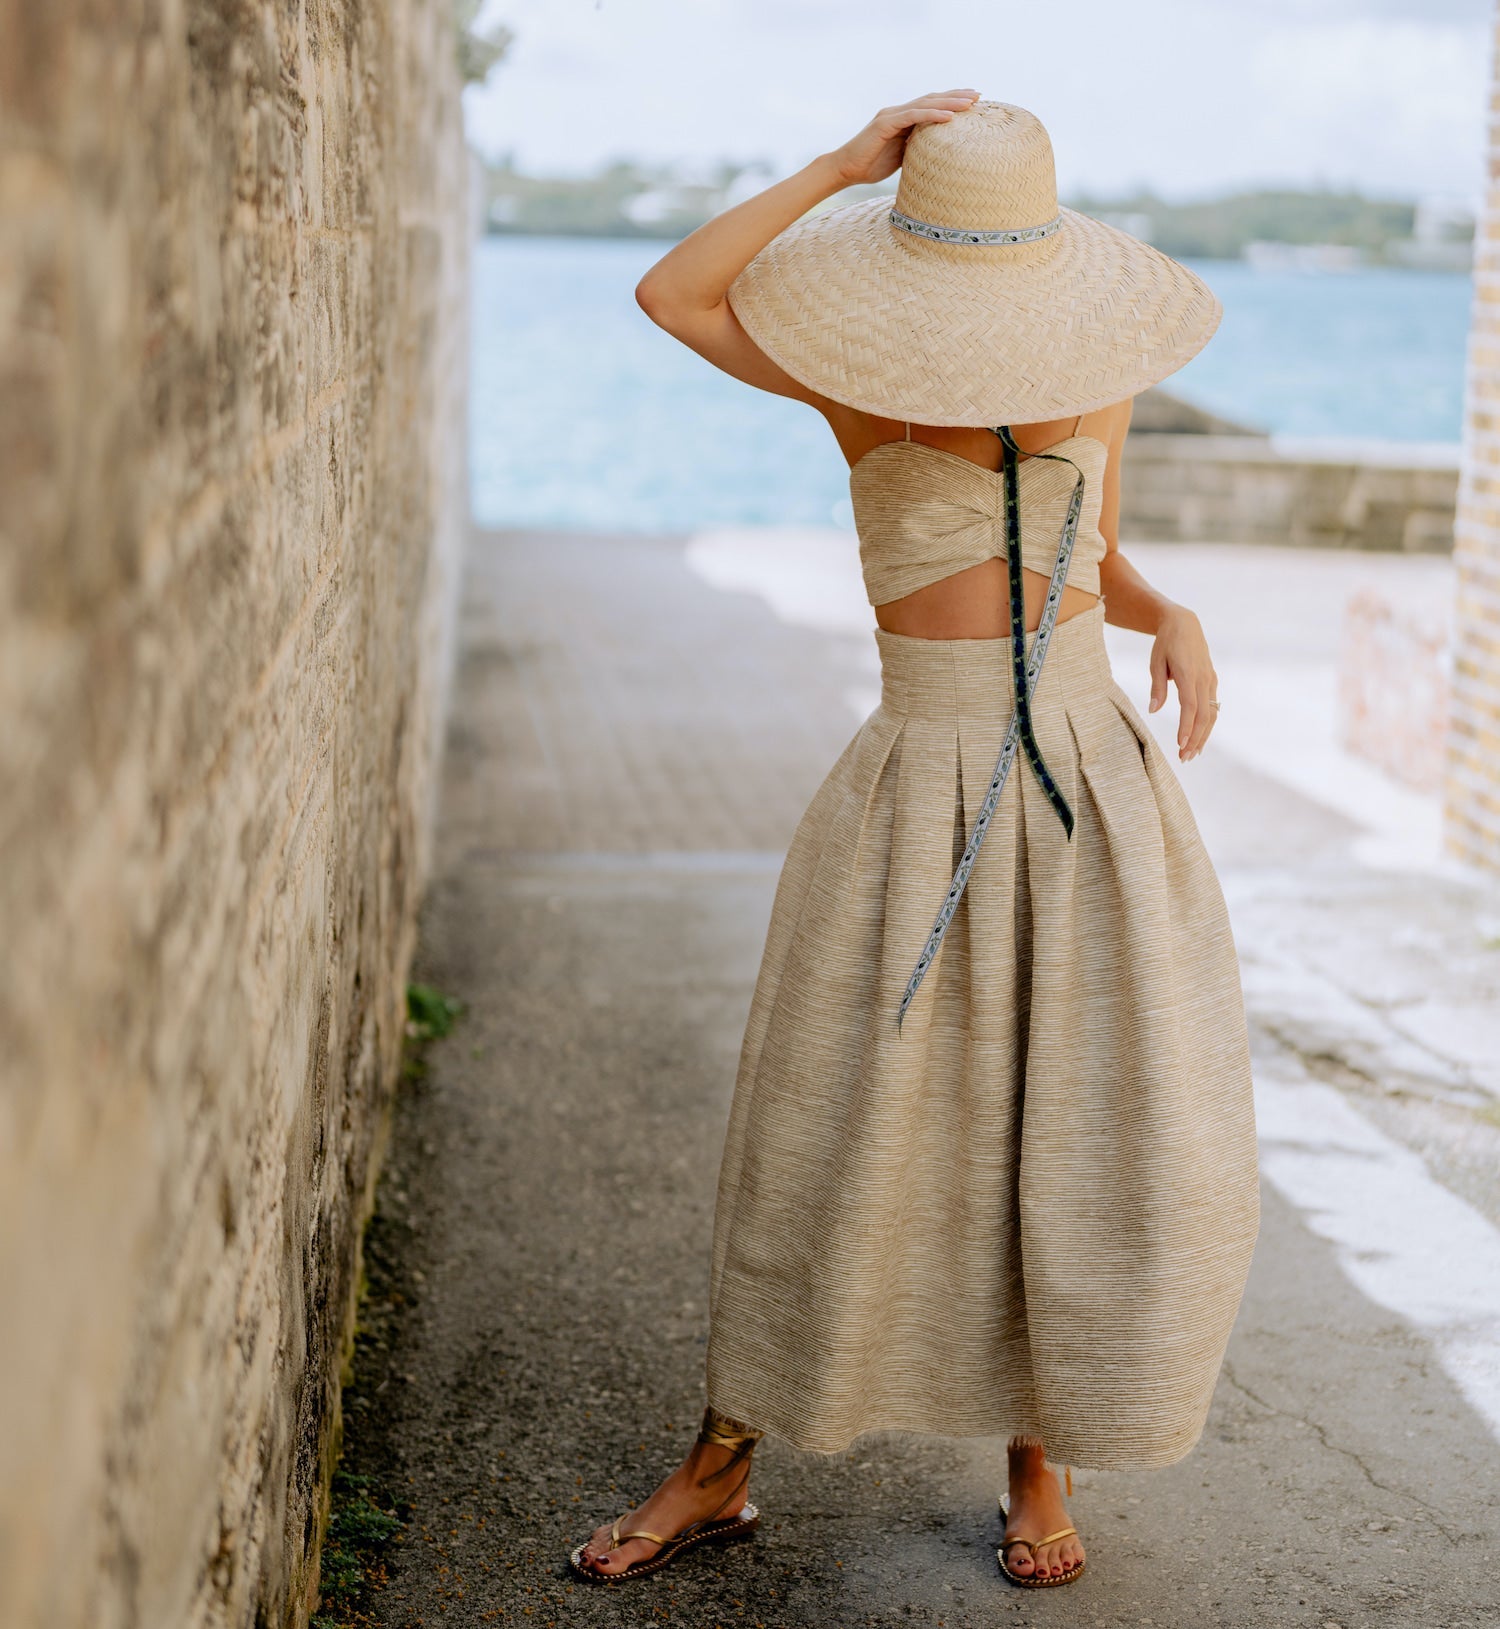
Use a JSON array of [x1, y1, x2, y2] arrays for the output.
[[852, 434, 1111, 602], [727, 101, 1222, 426], [704, 457, 1260, 1463]]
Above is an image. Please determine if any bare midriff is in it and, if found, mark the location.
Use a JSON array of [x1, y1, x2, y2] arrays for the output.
[[874, 562, 1101, 640]]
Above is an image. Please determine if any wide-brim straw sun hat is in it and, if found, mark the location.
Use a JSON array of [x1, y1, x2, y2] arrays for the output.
[[727, 99, 1221, 427]]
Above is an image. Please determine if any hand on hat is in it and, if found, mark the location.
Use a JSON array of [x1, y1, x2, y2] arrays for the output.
[[829, 91, 981, 187]]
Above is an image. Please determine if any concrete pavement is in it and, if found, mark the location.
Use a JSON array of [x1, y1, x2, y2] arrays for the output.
[[338, 528, 1500, 1629]]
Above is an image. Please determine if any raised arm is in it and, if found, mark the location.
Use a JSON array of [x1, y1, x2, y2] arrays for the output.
[[634, 91, 980, 405]]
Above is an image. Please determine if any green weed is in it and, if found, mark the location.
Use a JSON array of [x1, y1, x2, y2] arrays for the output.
[[312, 1468, 401, 1628], [406, 981, 463, 1041]]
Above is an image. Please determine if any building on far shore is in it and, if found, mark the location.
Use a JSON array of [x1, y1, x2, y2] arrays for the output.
[[1387, 195, 1476, 273], [1243, 240, 1366, 272]]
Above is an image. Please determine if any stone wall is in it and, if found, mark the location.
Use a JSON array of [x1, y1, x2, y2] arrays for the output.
[[1446, 7, 1500, 872], [1122, 433, 1458, 552], [0, 5, 470, 1626]]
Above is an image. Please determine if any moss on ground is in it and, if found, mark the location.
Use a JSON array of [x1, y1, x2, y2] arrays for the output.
[[312, 981, 463, 1627], [311, 1470, 403, 1628]]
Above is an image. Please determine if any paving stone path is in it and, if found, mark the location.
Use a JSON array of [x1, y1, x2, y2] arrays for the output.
[[337, 529, 1500, 1629]]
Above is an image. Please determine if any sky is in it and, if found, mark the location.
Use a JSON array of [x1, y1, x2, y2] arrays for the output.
[[464, 0, 1493, 202]]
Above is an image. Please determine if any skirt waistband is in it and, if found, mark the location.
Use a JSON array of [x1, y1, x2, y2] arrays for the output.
[[873, 599, 1111, 718]]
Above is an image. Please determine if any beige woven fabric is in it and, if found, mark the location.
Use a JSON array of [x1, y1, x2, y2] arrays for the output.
[[852, 434, 1110, 602], [705, 469, 1260, 1466]]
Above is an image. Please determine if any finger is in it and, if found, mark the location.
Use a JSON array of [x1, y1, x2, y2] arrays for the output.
[[1148, 646, 1168, 713], [895, 93, 979, 118], [877, 95, 977, 140], [1177, 686, 1199, 756], [1186, 681, 1218, 756], [1184, 668, 1218, 751], [886, 107, 961, 133], [899, 98, 973, 118]]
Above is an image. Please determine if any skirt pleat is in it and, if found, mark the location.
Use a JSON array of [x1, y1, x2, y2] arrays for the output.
[[705, 601, 1259, 1469]]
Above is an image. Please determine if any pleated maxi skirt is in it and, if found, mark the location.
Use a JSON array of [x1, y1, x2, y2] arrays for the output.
[[704, 599, 1260, 1470]]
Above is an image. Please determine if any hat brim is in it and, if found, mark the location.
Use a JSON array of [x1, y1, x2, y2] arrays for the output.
[[726, 195, 1222, 428]]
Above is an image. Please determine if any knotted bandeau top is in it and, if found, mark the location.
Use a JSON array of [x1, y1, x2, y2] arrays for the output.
[[849, 433, 1110, 607]]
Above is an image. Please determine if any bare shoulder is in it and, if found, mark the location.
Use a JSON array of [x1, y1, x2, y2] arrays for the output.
[[1080, 395, 1134, 450], [818, 400, 908, 468]]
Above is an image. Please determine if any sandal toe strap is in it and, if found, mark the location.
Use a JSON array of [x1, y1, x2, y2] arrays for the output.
[[612, 1510, 728, 1552], [1001, 1525, 1078, 1555], [612, 1524, 674, 1549]]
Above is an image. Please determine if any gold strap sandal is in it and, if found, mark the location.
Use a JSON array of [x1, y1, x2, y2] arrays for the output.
[[568, 1406, 763, 1585], [997, 1484, 1086, 1588]]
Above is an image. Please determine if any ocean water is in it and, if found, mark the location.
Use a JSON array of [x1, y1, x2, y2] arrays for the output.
[[470, 235, 1473, 533]]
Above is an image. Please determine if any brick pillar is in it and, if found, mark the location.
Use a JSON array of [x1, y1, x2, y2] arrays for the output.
[[1446, 6, 1500, 870]]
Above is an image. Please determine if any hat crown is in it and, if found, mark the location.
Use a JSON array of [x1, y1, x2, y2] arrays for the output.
[[895, 101, 1059, 234]]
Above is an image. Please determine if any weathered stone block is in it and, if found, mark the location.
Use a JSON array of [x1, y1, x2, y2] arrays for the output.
[[1121, 434, 1459, 551], [0, 2, 470, 1625]]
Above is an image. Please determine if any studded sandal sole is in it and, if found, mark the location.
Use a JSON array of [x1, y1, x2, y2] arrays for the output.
[[568, 1502, 760, 1585]]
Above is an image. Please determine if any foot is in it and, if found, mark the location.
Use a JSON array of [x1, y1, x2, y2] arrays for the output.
[[577, 1435, 753, 1578], [1000, 1436, 1086, 1581]]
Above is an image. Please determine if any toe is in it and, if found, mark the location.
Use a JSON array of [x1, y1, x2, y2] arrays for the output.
[[1048, 1536, 1082, 1575], [595, 1535, 654, 1574], [1003, 1542, 1034, 1576]]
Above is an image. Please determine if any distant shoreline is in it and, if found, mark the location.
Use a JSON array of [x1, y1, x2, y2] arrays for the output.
[[478, 226, 1469, 271], [479, 170, 1471, 269], [482, 223, 764, 243]]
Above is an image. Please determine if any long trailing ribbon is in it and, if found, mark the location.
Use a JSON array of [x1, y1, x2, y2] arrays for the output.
[[895, 425, 1085, 1032], [999, 426, 1080, 841]]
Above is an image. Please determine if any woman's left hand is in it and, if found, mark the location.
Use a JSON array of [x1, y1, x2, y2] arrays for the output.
[[1148, 606, 1219, 760]]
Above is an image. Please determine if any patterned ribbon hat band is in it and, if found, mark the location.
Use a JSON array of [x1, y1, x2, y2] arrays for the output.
[[889, 206, 1064, 247]]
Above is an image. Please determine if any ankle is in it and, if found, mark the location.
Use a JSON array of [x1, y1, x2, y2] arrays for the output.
[[698, 1405, 763, 1452], [685, 1437, 744, 1477], [689, 1436, 755, 1487], [1007, 1434, 1048, 1474]]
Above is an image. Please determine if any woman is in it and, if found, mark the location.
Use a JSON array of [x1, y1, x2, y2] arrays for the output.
[[571, 93, 1260, 1591]]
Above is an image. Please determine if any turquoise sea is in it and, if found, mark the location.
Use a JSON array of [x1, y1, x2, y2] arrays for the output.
[[470, 235, 1473, 533]]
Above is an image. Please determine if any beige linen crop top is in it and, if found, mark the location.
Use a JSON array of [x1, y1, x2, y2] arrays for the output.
[[849, 428, 1109, 607]]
